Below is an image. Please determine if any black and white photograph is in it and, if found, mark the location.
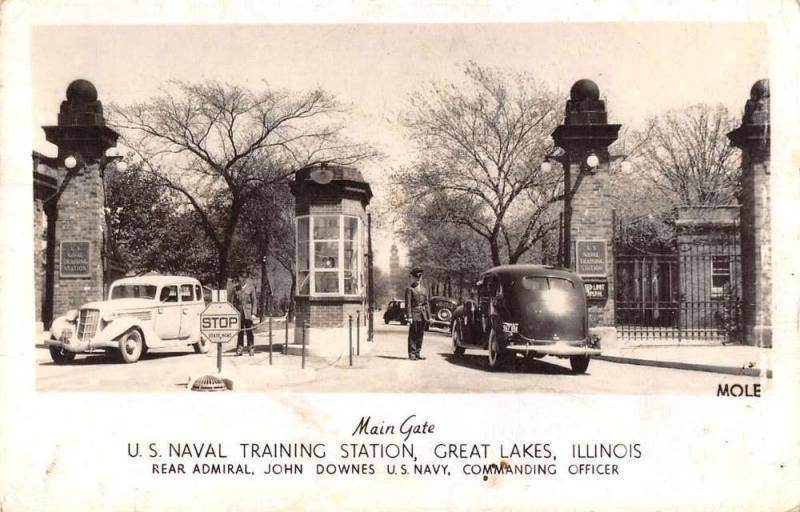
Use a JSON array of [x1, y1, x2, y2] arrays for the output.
[[1, 1, 798, 510]]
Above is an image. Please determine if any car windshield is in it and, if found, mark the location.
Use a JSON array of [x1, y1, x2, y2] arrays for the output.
[[110, 284, 158, 300]]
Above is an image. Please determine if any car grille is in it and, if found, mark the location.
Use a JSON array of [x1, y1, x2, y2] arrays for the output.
[[123, 311, 152, 322], [77, 308, 100, 341]]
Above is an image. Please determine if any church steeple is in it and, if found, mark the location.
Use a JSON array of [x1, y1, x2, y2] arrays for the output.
[[389, 243, 402, 299]]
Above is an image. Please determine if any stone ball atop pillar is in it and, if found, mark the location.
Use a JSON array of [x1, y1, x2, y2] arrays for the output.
[[750, 79, 769, 100], [570, 79, 600, 101], [564, 79, 607, 124], [66, 79, 98, 103], [740, 79, 770, 126]]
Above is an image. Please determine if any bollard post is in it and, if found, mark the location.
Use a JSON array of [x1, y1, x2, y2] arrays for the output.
[[284, 316, 288, 354], [356, 310, 361, 356], [268, 316, 273, 365], [301, 321, 307, 369], [349, 315, 353, 367]]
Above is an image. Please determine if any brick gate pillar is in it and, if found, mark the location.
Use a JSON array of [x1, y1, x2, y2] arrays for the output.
[[41, 80, 120, 320], [552, 80, 621, 327], [728, 79, 771, 347], [290, 164, 372, 356]]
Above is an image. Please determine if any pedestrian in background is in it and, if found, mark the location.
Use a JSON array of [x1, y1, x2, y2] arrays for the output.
[[405, 268, 431, 360], [232, 276, 256, 356]]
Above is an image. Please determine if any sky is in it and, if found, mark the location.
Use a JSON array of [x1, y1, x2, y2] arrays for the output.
[[30, 23, 768, 272]]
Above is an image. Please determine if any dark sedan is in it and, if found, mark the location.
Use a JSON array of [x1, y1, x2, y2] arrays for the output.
[[450, 265, 600, 373], [383, 300, 407, 325]]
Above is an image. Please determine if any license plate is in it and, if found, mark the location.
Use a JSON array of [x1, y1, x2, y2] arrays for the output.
[[503, 323, 518, 333]]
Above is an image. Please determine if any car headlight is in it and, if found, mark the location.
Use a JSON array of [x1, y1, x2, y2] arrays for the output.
[[102, 311, 115, 322], [65, 310, 78, 322]]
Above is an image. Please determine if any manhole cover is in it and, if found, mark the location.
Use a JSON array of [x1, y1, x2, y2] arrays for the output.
[[191, 374, 228, 392]]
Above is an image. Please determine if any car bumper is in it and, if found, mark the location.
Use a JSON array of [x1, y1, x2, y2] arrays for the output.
[[428, 320, 450, 328], [46, 334, 117, 353], [505, 341, 601, 357]]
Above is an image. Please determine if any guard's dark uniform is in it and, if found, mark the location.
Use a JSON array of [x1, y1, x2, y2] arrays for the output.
[[405, 277, 431, 360], [232, 283, 256, 356]]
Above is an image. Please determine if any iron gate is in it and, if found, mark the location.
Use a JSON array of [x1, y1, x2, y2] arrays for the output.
[[614, 226, 742, 345]]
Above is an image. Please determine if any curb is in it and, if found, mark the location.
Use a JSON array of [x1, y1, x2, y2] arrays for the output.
[[596, 355, 772, 379]]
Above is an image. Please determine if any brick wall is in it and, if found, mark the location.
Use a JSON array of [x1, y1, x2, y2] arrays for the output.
[[568, 164, 614, 327], [52, 163, 106, 316]]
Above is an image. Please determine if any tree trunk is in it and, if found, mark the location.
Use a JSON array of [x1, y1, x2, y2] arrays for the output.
[[216, 248, 229, 291], [489, 233, 502, 266], [260, 256, 273, 318]]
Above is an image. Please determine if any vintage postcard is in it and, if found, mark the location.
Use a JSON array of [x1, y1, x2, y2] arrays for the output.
[[1, 0, 798, 510]]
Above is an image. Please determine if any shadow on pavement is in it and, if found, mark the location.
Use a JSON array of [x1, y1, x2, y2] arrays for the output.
[[438, 352, 579, 375], [39, 350, 196, 366], [375, 355, 414, 361]]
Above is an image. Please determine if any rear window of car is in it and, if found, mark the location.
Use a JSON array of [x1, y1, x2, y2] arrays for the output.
[[520, 276, 575, 291]]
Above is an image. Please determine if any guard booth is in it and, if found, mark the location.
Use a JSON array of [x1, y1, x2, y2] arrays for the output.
[[290, 164, 372, 356]]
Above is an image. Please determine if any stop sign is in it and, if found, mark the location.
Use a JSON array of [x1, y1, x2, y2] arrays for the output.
[[200, 302, 241, 344]]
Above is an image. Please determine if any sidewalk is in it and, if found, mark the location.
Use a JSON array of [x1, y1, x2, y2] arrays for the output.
[[597, 344, 772, 378]]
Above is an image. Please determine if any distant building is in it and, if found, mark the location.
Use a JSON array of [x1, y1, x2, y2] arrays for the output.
[[388, 243, 403, 299]]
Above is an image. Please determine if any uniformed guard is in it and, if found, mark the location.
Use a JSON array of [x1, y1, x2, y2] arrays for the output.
[[232, 276, 256, 356], [405, 268, 431, 360]]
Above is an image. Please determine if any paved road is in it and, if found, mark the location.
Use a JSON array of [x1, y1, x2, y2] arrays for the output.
[[295, 324, 761, 395], [35, 324, 761, 394]]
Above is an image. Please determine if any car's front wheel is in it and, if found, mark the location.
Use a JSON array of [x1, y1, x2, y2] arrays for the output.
[[49, 345, 76, 364], [570, 355, 590, 374], [487, 328, 507, 371], [193, 337, 210, 354], [451, 322, 465, 356], [118, 328, 144, 363]]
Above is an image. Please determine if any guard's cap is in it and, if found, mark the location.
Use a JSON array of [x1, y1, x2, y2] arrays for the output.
[[410, 268, 424, 277]]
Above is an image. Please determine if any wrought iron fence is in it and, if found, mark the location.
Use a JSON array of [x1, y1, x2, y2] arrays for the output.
[[614, 223, 742, 345]]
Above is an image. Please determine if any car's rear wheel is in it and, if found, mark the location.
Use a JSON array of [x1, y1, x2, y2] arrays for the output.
[[193, 337, 210, 354], [384, 318, 389, 324], [49, 345, 76, 364], [400, 320, 407, 326], [487, 328, 507, 371], [570, 355, 590, 374], [451, 322, 465, 356], [118, 328, 144, 363]]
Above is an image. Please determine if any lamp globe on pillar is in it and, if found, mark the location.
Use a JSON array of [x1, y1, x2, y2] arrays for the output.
[[585, 152, 600, 169]]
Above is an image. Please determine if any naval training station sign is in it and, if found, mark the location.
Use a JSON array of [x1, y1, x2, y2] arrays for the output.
[[576, 240, 608, 301], [575, 240, 607, 277], [60, 240, 91, 278]]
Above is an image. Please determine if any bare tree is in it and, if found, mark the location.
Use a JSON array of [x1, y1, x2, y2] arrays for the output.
[[393, 63, 562, 266], [608, 104, 741, 252], [397, 197, 492, 300], [109, 81, 372, 288], [632, 104, 740, 207]]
